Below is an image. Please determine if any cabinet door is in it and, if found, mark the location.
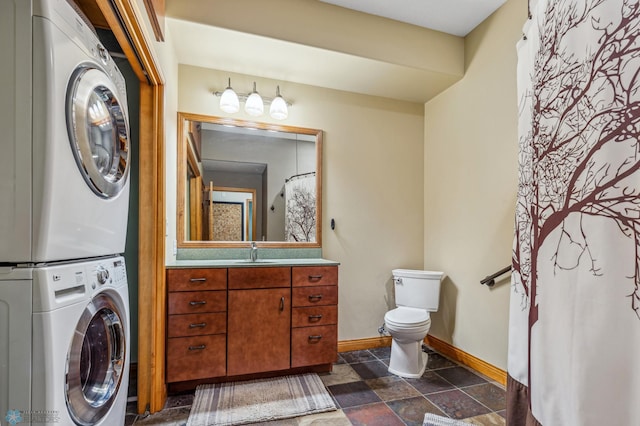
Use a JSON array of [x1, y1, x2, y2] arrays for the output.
[[227, 288, 291, 376]]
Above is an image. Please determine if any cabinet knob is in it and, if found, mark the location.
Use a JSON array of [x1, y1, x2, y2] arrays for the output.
[[280, 296, 285, 312], [188, 344, 206, 351]]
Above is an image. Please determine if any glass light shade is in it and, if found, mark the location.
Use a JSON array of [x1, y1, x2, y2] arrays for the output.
[[269, 95, 288, 120], [219, 87, 239, 113], [244, 90, 264, 116]]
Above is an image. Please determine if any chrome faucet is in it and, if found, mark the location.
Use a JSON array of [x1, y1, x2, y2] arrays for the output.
[[250, 242, 258, 262]]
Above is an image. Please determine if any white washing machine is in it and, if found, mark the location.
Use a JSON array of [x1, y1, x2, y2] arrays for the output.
[[0, 0, 131, 263], [0, 256, 130, 426]]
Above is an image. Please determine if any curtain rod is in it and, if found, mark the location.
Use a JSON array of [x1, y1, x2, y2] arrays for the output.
[[285, 171, 316, 182]]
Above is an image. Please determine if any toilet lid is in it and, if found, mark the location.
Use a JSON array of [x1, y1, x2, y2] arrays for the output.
[[385, 307, 430, 326]]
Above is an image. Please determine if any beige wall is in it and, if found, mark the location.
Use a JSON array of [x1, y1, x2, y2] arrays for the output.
[[176, 65, 425, 340], [158, 0, 526, 369], [424, 0, 526, 370]]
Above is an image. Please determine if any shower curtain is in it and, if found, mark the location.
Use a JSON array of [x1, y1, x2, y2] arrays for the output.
[[284, 173, 316, 242], [508, 1, 640, 425]]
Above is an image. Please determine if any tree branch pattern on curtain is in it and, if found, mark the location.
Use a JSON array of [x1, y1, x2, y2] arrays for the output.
[[509, 0, 640, 424]]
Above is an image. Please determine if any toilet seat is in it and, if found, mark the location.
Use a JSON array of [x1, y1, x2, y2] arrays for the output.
[[385, 307, 430, 329]]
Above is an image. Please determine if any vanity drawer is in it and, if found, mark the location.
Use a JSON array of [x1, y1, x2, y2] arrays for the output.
[[292, 306, 337, 327], [167, 312, 226, 338], [168, 291, 226, 315], [167, 268, 227, 291], [166, 334, 226, 382], [228, 267, 291, 289], [292, 266, 338, 287], [292, 285, 338, 307], [291, 325, 338, 368]]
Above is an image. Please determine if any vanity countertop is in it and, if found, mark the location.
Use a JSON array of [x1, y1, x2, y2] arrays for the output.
[[166, 258, 340, 268]]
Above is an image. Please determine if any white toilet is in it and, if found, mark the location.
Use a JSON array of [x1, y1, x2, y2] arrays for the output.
[[384, 269, 444, 378]]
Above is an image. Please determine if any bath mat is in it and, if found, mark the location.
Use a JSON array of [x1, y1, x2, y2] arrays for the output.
[[186, 373, 336, 426], [423, 413, 470, 426]]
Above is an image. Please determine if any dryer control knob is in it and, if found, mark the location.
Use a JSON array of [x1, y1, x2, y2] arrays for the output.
[[97, 266, 110, 284]]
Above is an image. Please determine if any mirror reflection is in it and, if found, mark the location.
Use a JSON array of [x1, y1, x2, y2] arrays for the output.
[[177, 113, 323, 248]]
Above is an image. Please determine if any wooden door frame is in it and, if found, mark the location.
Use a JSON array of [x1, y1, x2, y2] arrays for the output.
[[94, 0, 166, 414]]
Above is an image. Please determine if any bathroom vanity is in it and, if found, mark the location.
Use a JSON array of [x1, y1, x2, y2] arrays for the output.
[[165, 261, 338, 386]]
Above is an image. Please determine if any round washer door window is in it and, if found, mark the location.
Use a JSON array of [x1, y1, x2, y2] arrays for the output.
[[66, 293, 127, 426], [67, 66, 130, 198]]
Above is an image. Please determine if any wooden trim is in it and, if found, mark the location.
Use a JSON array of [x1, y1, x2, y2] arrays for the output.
[[315, 130, 323, 248], [337, 336, 392, 352], [94, 0, 166, 415], [189, 176, 203, 240], [177, 115, 188, 246], [424, 335, 507, 386], [337, 335, 507, 386], [150, 83, 167, 414], [142, 0, 165, 42]]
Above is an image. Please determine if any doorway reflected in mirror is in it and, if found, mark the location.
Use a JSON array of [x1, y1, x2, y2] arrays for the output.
[[177, 113, 322, 249]]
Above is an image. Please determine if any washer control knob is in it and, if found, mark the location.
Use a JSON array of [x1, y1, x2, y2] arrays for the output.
[[97, 44, 109, 64], [96, 266, 110, 285]]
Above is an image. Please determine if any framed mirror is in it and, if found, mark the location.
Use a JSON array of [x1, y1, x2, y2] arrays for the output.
[[177, 113, 323, 248]]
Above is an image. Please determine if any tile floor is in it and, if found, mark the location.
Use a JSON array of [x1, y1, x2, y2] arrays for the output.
[[126, 345, 506, 425]]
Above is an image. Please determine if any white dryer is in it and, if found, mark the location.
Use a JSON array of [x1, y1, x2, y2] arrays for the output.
[[0, 256, 130, 426], [0, 0, 131, 263]]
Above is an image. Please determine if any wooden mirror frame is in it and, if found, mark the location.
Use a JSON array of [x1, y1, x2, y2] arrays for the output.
[[177, 112, 323, 248]]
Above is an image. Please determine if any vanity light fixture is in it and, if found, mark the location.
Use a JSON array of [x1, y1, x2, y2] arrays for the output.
[[213, 79, 291, 120]]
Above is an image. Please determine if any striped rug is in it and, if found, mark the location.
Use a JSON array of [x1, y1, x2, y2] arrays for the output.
[[423, 413, 471, 425], [186, 373, 336, 426]]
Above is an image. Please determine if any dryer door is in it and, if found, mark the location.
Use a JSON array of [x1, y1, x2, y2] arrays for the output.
[[66, 65, 130, 199], [66, 292, 127, 426]]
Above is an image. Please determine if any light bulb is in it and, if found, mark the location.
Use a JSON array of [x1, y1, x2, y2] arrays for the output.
[[244, 82, 264, 116], [219, 78, 239, 113], [269, 86, 288, 120]]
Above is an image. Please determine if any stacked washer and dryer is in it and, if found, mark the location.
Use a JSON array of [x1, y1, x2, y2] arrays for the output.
[[0, 0, 132, 425]]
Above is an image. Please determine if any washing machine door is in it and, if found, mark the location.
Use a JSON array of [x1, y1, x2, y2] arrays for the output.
[[66, 65, 130, 199], [66, 292, 127, 426]]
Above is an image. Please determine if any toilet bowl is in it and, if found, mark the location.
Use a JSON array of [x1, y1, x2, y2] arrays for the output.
[[384, 307, 432, 378], [384, 269, 443, 378]]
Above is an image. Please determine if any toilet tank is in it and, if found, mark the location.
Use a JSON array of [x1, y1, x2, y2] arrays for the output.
[[392, 269, 444, 312]]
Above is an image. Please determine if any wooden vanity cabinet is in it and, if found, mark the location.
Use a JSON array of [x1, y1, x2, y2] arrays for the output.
[[166, 264, 338, 385], [227, 267, 291, 376], [291, 266, 338, 368], [166, 268, 227, 383]]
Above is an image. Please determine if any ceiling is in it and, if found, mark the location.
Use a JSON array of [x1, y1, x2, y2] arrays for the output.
[[165, 0, 507, 103], [319, 0, 507, 37]]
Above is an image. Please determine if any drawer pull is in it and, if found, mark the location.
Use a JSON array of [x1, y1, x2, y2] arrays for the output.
[[308, 335, 323, 341], [308, 274, 323, 280], [189, 278, 207, 283], [188, 344, 206, 351], [280, 296, 285, 312], [189, 300, 207, 306], [189, 322, 207, 328], [308, 314, 323, 321], [308, 294, 323, 301]]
